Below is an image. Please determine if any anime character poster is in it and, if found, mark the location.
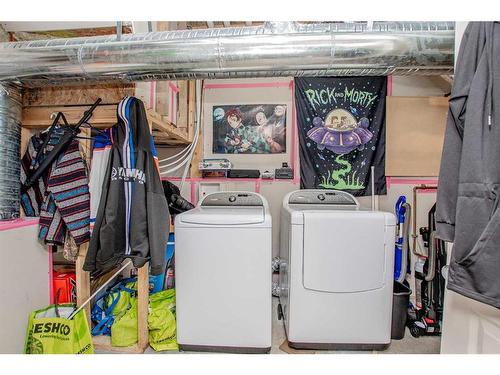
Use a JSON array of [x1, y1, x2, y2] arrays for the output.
[[212, 104, 287, 154], [295, 77, 387, 196]]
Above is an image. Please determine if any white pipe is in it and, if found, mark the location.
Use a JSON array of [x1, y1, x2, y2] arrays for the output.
[[160, 88, 201, 176], [179, 80, 202, 192], [158, 145, 190, 162], [159, 120, 200, 169], [159, 147, 195, 168], [68, 260, 133, 320]]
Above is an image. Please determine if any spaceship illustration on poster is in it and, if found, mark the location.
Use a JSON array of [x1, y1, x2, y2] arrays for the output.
[[306, 108, 373, 155]]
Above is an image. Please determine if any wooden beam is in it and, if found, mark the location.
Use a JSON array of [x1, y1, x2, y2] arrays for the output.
[[23, 84, 134, 107], [75, 243, 91, 325], [190, 112, 203, 178], [155, 81, 169, 117], [146, 108, 190, 144], [137, 264, 149, 352], [176, 81, 189, 131], [187, 81, 196, 142], [9, 26, 133, 42], [22, 105, 117, 128], [22, 102, 191, 145], [439, 75, 454, 86]]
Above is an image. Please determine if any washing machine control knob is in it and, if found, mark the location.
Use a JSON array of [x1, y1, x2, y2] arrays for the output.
[[229, 195, 237, 203], [317, 194, 325, 201]]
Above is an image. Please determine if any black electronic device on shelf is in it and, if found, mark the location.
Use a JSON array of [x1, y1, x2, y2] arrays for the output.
[[227, 169, 261, 179], [275, 162, 294, 179]]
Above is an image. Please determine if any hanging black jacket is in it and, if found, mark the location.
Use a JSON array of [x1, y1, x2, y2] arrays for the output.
[[436, 22, 500, 308], [84, 97, 169, 276]]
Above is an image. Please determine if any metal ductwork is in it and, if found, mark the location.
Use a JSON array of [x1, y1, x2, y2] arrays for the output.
[[0, 21, 455, 220], [0, 22, 455, 87], [0, 83, 22, 220]]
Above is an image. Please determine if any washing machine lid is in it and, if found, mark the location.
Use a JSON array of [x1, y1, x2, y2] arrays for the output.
[[288, 190, 359, 208], [302, 211, 387, 293], [179, 192, 266, 225], [178, 206, 265, 225]]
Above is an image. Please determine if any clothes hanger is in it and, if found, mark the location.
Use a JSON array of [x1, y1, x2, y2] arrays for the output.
[[21, 98, 103, 194]]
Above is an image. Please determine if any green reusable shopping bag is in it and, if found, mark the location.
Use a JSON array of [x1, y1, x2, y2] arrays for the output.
[[111, 297, 138, 347], [24, 303, 94, 354], [148, 289, 178, 351]]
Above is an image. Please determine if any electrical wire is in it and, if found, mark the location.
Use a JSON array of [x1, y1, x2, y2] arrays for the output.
[[158, 95, 200, 170], [158, 145, 191, 162], [159, 80, 202, 179], [158, 112, 200, 171], [179, 80, 202, 192]]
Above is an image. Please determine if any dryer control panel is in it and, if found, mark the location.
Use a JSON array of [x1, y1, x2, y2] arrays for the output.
[[201, 192, 264, 207], [288, 190, 358, 206]]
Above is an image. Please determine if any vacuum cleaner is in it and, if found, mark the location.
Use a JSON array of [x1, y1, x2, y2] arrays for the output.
[[406, 203, 447, 337]]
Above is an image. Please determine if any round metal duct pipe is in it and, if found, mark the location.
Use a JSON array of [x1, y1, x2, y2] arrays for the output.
[[0, 83, 22, 220], [0, 22, 455, 87]]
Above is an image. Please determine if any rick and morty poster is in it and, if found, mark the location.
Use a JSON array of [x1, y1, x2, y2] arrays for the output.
[[212, 104, 287, 154], [295, 77, 387, 196]]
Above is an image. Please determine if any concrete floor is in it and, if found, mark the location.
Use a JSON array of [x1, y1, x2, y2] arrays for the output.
[[130, 297, 440, 355], [268, 297, 441, 355]]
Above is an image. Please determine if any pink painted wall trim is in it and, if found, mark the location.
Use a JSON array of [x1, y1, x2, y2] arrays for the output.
[[387, 75, 393, 97], [190, 181, 197, 205], [204, 82, 291, 90], [254, 180, 261, 194], [415, 189, 438, 194], [168, 81, 180, 93], [386, 177, 438, 189], [0, 218, 39, 232], [162, 176, 299, 183]]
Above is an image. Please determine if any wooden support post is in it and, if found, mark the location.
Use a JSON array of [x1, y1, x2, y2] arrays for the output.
[[75, 243, 91, 324], [177, 81, 189, 131], [137, 263, 149, 351], [20, 128, 33, 156], [155, 81, 169, 117], [187, 81, 196, 142], [190, 98, 203, 178], [75, 127, 92, 325]]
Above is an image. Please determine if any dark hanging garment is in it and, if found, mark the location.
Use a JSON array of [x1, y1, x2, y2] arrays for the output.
[[84, 97, 170, 276], [436, 22, 500, 309], [295, 77, 387, 196]]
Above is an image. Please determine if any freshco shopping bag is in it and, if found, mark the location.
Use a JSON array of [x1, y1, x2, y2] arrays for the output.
[[111, 298, 138, 347], [25, 304, 94, 354], [148, 289, 178, 351]]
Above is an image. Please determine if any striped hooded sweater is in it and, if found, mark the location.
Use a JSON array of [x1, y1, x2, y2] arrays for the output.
[[83, 97, 169, 276], [20, 128, 90, 245]]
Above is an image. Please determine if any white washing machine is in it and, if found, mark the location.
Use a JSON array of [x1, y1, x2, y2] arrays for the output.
[[279, 189, 396, 350], [175, 191, 272, 353]]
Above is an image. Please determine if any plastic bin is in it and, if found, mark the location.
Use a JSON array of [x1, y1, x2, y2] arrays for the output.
[[391, 281, 411, 340]]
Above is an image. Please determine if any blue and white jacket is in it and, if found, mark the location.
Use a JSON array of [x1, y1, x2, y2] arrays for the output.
[[84, 97, 169, 276]]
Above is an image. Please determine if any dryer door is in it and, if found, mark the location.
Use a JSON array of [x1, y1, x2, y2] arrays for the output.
[[302, 211, 387, 293]]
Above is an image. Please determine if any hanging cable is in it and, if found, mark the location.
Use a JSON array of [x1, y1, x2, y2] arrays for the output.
[[160, 81, 201, 177], [159, 116, 200, 170], [158, 134, 198, 169], [179, 80, 202, 192], [160, 117, 200, 175], [158, 145, 191, 163]]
